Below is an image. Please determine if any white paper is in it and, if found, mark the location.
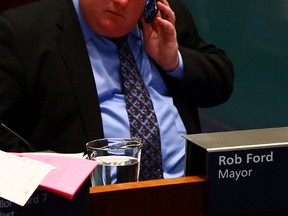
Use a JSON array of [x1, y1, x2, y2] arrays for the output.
[[0, 150, 54, 206]]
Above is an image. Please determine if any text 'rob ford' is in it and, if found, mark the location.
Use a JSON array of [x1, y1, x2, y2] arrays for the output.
[[217, 151, 273, 180]]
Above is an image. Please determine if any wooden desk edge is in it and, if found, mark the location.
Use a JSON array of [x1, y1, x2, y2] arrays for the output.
[[89, 175, 206, 194]]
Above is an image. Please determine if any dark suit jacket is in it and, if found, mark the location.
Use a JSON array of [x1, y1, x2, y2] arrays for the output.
[[0, 0, 233, 152]]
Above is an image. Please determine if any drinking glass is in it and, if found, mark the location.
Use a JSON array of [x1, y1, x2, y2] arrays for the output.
[[86, 138, 142, 186]]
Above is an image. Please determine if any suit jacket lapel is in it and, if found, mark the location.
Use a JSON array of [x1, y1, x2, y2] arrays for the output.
[[55, 0, 104, 141]]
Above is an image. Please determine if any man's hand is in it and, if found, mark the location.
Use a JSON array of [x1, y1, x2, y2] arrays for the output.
[[141, 0, 179, 72]]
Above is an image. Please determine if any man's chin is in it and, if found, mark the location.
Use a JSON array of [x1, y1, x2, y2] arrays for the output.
[[99, 29, 130, 39], [98, 21, 134, 38]]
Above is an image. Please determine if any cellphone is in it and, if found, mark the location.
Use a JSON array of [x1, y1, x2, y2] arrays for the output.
[[143, 0, 158, 23]]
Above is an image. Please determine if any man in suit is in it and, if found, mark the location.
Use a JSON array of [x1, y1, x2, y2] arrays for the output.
[[0, 0, 233, 179]]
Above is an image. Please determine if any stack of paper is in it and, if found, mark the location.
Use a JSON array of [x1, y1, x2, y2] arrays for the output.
[[0, 151, 97, 206]]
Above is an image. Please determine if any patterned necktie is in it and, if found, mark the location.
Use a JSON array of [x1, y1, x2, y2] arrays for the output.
[[114, 36, 163, 180]]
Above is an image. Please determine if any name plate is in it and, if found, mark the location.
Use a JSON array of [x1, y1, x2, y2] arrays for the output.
[[185, 127, 288, 216], [0, 180, 89, 216]]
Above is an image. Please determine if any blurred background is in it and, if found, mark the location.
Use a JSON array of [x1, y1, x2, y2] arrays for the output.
[[183, 0, 288, 132], [1, 0, 288, 132]]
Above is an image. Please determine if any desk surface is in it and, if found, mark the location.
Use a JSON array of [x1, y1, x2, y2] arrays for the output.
[[90, 175, 206, 193]]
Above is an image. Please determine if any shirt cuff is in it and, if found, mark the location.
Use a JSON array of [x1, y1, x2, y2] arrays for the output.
[[166, 51, 184, 80]]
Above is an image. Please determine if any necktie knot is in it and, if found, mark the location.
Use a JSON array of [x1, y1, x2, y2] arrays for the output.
[[110, 36, 128, 48]]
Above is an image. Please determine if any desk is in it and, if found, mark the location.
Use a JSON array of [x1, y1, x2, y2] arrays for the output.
[[89, 176, 206, 216]]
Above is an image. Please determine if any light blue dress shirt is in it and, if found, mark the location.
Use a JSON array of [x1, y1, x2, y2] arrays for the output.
[[73, 0, 187, 178]]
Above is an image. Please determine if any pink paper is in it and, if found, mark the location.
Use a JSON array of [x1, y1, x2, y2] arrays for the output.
[[15, 153, 97, 199]]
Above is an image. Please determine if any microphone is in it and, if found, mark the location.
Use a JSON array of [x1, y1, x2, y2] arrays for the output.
[[0, 122, 36, 152]]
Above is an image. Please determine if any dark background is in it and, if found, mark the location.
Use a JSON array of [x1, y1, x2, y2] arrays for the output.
[[183, 0, 288, 132]]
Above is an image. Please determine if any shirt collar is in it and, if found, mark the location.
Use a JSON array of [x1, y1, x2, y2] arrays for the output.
[[72, 0, 94, 42]]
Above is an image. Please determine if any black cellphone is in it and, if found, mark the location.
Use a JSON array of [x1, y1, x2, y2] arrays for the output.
[[143, 0, 158, 23]]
